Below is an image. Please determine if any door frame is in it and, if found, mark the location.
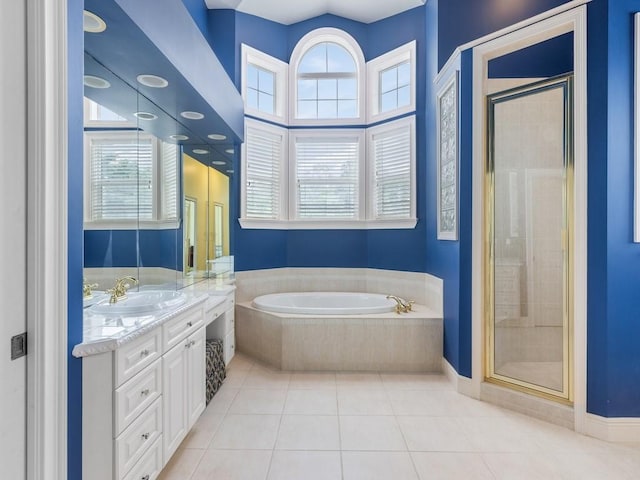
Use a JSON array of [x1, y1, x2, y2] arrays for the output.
[[471, 6, 587, 431], [26, 0, 69, 479]]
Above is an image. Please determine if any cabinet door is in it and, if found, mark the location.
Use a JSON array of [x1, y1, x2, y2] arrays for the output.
[[162, 342, 188, 462], [187, 328, 206, 428]]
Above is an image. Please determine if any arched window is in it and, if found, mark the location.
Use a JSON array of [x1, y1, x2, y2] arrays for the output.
[[290, 28, 366, 125]]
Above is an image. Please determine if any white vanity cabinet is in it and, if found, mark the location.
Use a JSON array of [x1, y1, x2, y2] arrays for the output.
[[81, 299, 212, 480], [206, 288, 236, 364], [162, 326, 205, 461]]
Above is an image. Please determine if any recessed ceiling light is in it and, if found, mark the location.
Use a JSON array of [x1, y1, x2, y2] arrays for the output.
[[193, 149, 209, 154], [134, 112, 157, 121], [208, 133, 226, 141], [137, 74, 169, 88], [180, 111, 204, 120], [83, 10, 107, 33], [169, 134, 189, 141], [83, 75, 110, 89], [211, 160, 226, 165], [225, 148, 234, 154]]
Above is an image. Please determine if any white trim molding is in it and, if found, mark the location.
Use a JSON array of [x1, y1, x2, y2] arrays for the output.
[[26, 0, 68, 478], [471, 5, 588, 433], [584, 414, 640, 442]]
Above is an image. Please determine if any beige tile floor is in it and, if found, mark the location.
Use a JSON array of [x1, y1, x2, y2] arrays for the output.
[[159, 353, 640, 480]]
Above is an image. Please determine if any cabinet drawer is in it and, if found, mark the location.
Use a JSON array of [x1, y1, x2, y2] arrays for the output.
[[224, 330, 235, 365], [116, 330, 162, 387], [116, 397, 162, 480], [115, 360, 162, 435], [205, 305, 223, 327], [122, 435, 163, 480], [163, 307, 203, 352]]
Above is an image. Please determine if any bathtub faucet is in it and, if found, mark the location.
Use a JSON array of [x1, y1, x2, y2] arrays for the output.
[[386, 295, 415, 314], [107, 276, 138, 304]]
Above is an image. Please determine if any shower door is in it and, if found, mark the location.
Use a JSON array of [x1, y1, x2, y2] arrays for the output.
[[486, 76, 573, 401]]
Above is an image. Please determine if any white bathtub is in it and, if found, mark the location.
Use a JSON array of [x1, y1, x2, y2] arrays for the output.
[[252, 292, 397, 315]]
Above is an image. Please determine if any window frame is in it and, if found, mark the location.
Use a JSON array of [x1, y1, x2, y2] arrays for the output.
[[366, 116, 417, 229], [241, 44, 288, 124], [288, 128, 366, 224], [366, 41, 417, 124], [239, 33, 418, 230], [83, 130, 180, 230], [239, 118, 289, 229], [289, 28, 366, 126]]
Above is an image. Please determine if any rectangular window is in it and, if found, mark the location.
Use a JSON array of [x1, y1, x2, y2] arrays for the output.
[[291, 132, 363, 220], [367, 41, 416, 124], [242, 44, 288, 123], [244, 120, 287, 220], [380, 61, 411, 113], [368, 116, 415, 221], [87, 132, 154, 222], [247, 64, 275, 115], [84, 131, 179, 228], [160, 141, 179, 220]]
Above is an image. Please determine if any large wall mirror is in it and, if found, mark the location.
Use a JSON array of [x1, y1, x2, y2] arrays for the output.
[[82, 52, 233, 299]]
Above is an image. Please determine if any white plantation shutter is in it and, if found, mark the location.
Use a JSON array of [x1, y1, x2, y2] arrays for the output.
[[161, 141, 179, 220], [294, 135, 360, 219], [245, 122, 286, 219], [371, 119, 413, 219], [87, 133, 154, 221]]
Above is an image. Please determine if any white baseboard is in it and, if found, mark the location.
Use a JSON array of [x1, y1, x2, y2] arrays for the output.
[[442, 358, 476, 398], [584, 413, 640, 442]]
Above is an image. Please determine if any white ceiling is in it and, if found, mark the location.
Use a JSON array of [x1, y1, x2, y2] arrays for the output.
[[205, 0, 426, 25]]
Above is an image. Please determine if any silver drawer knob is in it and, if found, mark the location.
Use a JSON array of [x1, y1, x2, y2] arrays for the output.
[[140, 389, 150, 396], [186, 321, 193, 327], [140, 349, 150, 357], [141, 432, 150, 440]]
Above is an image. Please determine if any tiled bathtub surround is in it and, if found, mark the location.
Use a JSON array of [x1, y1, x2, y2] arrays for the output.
[[234, 268, 443, 314], [236, 304, 443, 372], [234, 269, 443, 372]]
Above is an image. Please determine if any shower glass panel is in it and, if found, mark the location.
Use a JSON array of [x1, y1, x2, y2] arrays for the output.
[[487, 76, 572, 400]]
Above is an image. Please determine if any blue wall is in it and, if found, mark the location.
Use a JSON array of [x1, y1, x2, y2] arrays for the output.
[[208, 8, 428, 273], [488, 32, 574, 78], [68, 0, 84, 478], [586, 0, 640, 418], [84, 229, 180, 270], [438, 0, 572, 69]]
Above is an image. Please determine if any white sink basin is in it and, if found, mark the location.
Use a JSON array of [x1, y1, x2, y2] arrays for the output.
[[89, 290, 187, 316]]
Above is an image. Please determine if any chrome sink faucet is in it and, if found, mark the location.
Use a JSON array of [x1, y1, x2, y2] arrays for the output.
[[107, 276, 138, 304], [386, 295, 415, 314]]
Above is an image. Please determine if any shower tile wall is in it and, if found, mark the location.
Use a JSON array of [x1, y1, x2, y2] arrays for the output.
[[493, 86, 565, 369]]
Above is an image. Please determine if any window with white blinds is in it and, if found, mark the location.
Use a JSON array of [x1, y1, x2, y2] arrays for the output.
[[369, 117, 415, 220], [244, 120, 286, 219], [240, 35, 417, 229], [292, 133, 362, 219], [161, 141, 179, 220], [85, 131, 180, 228], [87, 132, 154, 221]]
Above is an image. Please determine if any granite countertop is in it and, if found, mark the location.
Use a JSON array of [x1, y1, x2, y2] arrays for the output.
[[72, 292, 220, 358]]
